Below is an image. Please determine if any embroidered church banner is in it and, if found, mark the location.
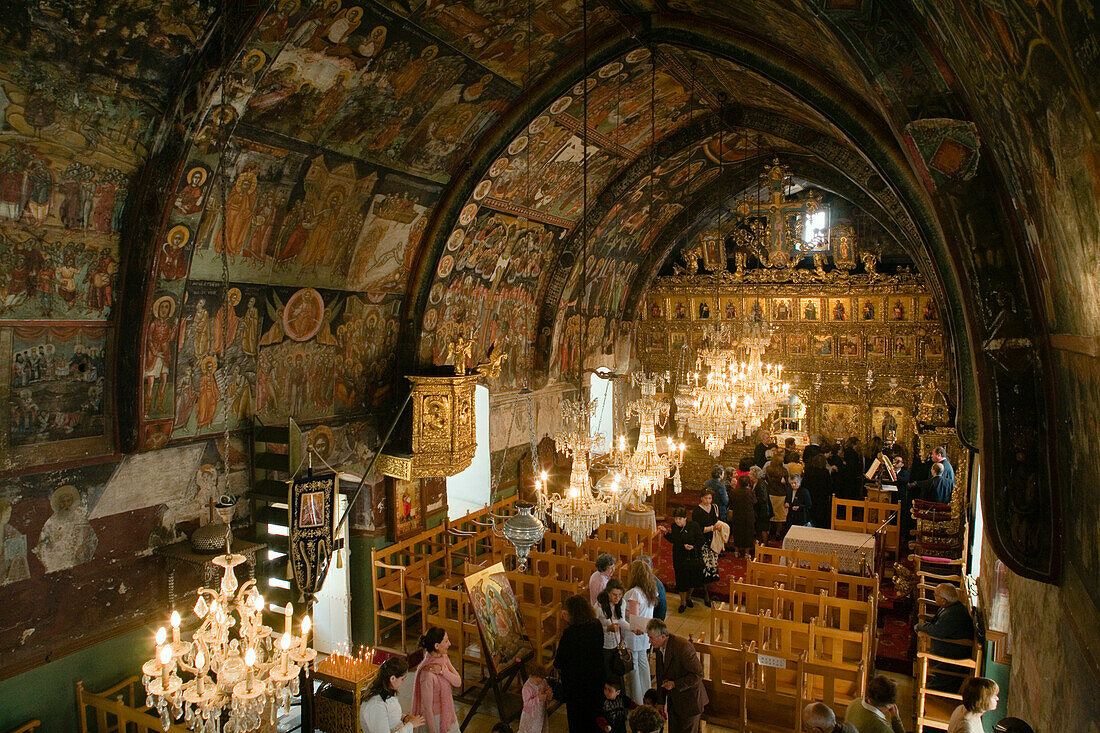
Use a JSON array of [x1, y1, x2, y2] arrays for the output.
[[463, 562, 534, 675], [288, 472, 337, 595]]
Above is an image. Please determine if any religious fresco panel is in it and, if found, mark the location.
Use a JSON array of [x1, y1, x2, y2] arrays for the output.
[[423, 210, 560, 389], [346, 172, 441, 292], [384, 0, 614, 86], [0, 437, 248, 675], [241, 0, 515, 182], [170, 281, 265, 440], [1, 323, 112, 471]]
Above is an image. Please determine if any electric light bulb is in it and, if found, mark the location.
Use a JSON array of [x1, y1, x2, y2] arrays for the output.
[[156, 627, 167, 646], [254, 593, 265, 613], [245, 647, 256, 668], [170, 611, 180, 629], [159, 644, 172, 665], [280, 632, 291, 651], [196, 650, 206, 670]]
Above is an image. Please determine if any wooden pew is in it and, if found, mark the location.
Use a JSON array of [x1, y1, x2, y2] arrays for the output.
[[710, 607, 872, 671], [693, 640, 747, 728], [691, 640, 868, 733], [799, 655, 866, 711], [832, 497, 901, 559], [741, 642, 805, 733], [77, 678, 189, 733], [507, 571, 561, 665], [744, 560, 880, 605], [753, 542, 839, 572], [727, 581, 874, 633]]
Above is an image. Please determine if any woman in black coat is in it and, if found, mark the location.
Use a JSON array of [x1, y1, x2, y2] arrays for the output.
[[802, 454, 833, 529], [554, 594, 605, 733], [662, 507, 708, 612]]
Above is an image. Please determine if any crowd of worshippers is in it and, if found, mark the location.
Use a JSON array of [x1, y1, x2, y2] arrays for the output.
[[358, 565, 998, 733], [660, 431, 958, 570]]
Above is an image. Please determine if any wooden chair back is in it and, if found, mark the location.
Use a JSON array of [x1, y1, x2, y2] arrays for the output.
[[832, 497, 901, 558], [77, 678, 189, 733]]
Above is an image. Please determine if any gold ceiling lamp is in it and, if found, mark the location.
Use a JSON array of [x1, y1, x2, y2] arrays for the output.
[[536, 398, 619, 544], [677, 320, 790, 456]]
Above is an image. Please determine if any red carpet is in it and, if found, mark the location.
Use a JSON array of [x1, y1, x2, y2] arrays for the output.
[[650, 519, 915, 673]]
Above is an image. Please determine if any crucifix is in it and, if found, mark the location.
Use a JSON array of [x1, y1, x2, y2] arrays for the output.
[[734, 158, 820, 267]]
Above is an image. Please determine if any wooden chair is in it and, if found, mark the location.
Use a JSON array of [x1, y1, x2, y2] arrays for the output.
[[832, 497, 901, 559], [5, 722, 41, 733], [77, 678, 189, 733], [916, 633, 983, 731]]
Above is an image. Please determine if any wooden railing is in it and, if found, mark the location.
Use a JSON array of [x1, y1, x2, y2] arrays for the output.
[[77, 677, 190, 733]]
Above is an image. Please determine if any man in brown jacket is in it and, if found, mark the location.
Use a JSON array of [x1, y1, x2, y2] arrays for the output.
[[647, 618, 708, 733]]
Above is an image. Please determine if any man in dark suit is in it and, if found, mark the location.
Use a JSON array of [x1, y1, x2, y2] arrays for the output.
[[932, 446, 955, 493], [912, 462, 950, 503], [914, 582, 974, 690], [647, 618, 707, 733]]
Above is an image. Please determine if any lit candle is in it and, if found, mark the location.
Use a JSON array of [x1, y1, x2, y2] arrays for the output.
[[159, 643, 172, 688], [195, 650, 206, 696], [170, 611, 180, 647], [280, 632, 291, 674], [245, 647, 256, 691], [299, 615, 312, 654], [284, 603, 293, 636]]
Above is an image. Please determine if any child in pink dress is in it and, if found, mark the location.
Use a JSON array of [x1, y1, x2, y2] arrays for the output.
[[412, 627, 462, 733], [519, 663, 554, 733]]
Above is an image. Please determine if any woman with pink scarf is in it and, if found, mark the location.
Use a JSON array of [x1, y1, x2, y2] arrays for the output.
[[412, 627, 462, 733]]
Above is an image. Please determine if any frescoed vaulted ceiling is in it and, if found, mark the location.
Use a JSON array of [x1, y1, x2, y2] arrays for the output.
[[2, 0, 1100, 691]]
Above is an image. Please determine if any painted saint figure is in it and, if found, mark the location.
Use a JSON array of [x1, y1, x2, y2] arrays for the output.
[[34, 485, 97, 573]]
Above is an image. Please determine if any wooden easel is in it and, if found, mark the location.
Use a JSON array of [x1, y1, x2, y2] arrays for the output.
[[457, 646, 533, 730]]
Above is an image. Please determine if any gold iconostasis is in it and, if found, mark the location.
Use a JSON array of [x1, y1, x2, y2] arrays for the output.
[[637, 268, 948, 448]]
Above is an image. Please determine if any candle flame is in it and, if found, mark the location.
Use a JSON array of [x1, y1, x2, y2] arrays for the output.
[[280, 632, 291, 650], [196, 650, 205, 669], [302, 615, 312, 634]]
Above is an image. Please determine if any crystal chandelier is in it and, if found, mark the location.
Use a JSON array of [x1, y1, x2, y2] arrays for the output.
[[607, 372, 685, 509], [677, 323, 790, 456], [534, 398, 619, 544], [143, 530, 315, 733]]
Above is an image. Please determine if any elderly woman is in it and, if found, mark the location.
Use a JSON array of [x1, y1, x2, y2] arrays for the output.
[[691, 487, 721, 593], [662, 507, 707, 612]]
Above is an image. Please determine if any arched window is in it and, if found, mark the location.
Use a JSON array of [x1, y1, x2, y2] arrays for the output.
[[590, 370, 614, 454], [447, 385, 490, 519]]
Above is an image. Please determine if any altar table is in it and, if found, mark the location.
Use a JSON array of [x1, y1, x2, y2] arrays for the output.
[[622, 505, 657, 533], [782, 526, 875, 575]]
